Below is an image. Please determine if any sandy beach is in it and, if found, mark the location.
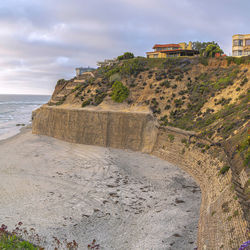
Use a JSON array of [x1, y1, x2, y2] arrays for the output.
[[0, 127, 201, 249]]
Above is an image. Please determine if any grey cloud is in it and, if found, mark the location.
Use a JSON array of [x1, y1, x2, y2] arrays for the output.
[[0, 0, 249, 94]]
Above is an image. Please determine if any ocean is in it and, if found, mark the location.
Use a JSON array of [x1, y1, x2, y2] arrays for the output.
[[0, 94, 50, 140]]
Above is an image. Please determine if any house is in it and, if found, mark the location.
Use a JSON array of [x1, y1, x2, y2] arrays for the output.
[[75, 67, 94, 77], [146, 42, 199, 58], [232, 34, 250, 57], [97, 58, 118, 67]]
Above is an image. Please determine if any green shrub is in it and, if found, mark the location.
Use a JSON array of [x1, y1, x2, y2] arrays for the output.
[[155, 71, 167, 81], [56, 79, 66, 85], [213, 77, 233, 90], [117, 52, 134, 60], [160, 115, 168, 126], [111, 81, 129, 103], [215, 97, 232, 106], [165, 104, 171, 110], [174, 99, 184, 108], [82, 99, 91, 107], [160, 80, 171, 88], [104, 68, 120, 79], [233, 210, 239, 217], [240, 77, 248, 86], [226, 56, 250, 66], [219, 165, 230, 175], [178, 90, 187, 95], [168, 134, 175, 142], [176, 75, 183, 81], [94, 93, 107, 105], [119, 58, 145, 76], [0, 234, 38, 250]]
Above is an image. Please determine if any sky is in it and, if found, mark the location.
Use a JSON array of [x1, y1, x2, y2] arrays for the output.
[[0, 0, 249, 95]]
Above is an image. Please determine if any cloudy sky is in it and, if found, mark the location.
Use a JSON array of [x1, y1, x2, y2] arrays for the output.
[[0, 0, 249, 95]]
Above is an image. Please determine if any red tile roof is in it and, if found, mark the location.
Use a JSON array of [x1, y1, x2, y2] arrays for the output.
[[153, 44, 180, 49], [161, 49, 198, 53]]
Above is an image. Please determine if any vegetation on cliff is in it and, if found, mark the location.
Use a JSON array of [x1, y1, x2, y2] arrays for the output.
[[204, 44, 223, 57], [49, 55, 250, 174], [117, 52, 134, 60], [192, 41, 223, 56], [111, 81, 129, 102]]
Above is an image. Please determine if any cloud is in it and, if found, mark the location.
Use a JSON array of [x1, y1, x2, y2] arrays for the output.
[[0, 0, 249, 94]]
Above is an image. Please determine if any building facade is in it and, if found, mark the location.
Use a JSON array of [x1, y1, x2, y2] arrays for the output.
[[75, 67, 94, 77], [146, 42, 199, 58], [232, 34, 250, 57]]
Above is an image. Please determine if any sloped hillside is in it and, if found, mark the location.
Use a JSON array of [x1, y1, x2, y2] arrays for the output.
[[49, 56, 249, 170]]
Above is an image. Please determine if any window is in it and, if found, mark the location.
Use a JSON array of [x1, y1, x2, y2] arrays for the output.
[[233, 51, 238, 56], [245, 39, 250, 46], [233, 50, 243, 56], [233, 39, 243, 46], [153, 54, 158, 58]]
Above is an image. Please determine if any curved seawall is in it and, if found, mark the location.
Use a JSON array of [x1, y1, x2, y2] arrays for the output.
[[32, 105, 248, 249]]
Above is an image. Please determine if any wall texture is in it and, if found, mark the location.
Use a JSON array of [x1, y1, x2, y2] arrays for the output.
[[32, 105, 158, 153], [152, 127, 248, 250], [32, 105, 248, 250]]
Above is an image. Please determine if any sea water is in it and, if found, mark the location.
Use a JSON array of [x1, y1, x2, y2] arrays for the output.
[[0, 94, 50, 140]]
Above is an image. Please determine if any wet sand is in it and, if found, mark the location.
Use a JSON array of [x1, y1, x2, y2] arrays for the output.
[[0, 127, 201, 249]]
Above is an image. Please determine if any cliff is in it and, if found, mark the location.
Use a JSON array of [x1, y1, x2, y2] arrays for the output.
[[32, 106, 158, 153], [33, 56, 250, 249]]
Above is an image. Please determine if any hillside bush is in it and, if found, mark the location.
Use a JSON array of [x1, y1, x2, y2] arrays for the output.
[[219, 165, 230, 175], [160, 80, 171, 88], [111, 81, 129, 103], [168, 134, 175, 142], [94, 93, 107, 105], [226, 56, 250, 66], [117, 52, 134, 60], [82, 99, 91, 107], [56, 79, 66, 86], [121, 59, 145, 76], [213, 77, 233, 90]]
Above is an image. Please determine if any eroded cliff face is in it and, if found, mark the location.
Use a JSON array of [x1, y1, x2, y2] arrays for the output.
[[152, 127, 248, 250], [32, 105, 249, 250], [32, 105, 158, 153]]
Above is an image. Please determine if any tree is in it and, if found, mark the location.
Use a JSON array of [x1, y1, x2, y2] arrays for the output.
[[117, 52, 134, 60], [204, 44, 223, 57], [192, 41, 221, 56]]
